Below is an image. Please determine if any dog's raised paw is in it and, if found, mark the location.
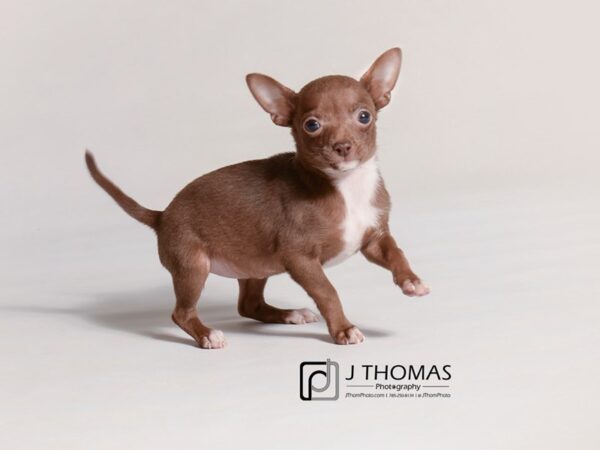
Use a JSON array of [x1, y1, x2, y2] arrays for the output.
[[400, 278, 430, 297], [333, 326, 365, 345], [283, 308, 319, 325], [199, 329, 226, 349]]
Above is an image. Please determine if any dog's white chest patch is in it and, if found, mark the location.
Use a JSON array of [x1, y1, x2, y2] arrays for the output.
[[324, 159, 381, 267]]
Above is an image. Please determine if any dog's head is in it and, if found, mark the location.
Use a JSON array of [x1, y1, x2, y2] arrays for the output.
[[246, 48, 402, 176]]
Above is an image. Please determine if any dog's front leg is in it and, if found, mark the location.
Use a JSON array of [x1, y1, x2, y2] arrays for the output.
[[285, 257, 364, 345], [361, 231, 430, 297]]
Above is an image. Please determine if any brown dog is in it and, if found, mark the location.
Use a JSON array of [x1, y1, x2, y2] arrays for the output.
[[85, 47, 429, 349]]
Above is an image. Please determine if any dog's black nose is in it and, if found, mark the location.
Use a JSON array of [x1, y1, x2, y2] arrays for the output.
[[333, 141, 352, 157]]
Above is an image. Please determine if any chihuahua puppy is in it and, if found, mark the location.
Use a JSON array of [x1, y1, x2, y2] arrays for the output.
[[86, 48, 429, 349]]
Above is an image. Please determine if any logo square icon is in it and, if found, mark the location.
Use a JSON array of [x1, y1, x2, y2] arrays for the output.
[[299, 359, 339, 401]]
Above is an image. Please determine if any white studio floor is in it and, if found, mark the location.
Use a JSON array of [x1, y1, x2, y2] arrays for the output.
[[1, 179, 598, 449]]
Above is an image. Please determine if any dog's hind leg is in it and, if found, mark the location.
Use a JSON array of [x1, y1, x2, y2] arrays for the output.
[[237, 278, 318, 325], [167, 245, 226, 349]]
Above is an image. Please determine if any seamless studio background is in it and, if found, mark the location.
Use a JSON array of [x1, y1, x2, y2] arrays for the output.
[[1, 1, 599, 449]]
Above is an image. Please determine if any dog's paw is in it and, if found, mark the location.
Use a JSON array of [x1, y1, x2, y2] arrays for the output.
[[333, 326, 365, 345], [282, 308, 319, 325], [396, 275, 430, 297], [198, 329, 227, 349]]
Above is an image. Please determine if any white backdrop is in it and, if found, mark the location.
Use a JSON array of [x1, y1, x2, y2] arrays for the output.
[[1, 1, 599, 449]]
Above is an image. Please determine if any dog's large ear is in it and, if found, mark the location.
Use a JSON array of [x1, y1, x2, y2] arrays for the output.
[[360, 48, 402, 110], [246, 74, 296, 126]]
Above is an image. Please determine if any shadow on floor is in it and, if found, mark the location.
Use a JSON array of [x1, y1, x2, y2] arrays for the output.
[[2, 284, 393, 347]]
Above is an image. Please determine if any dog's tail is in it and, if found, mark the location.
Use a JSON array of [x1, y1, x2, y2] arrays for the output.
[[85, 150, 161, 230]]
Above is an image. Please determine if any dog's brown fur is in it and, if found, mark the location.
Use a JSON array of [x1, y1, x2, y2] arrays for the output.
[[86, 48, 429, 349]]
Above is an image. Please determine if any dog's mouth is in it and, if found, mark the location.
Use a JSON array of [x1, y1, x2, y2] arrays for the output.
[[329, 160, 360, 172], [322, 160, 362, 178]]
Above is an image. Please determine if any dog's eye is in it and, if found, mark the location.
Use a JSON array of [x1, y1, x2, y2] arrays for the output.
[[304, 119, 321, 133], [358, 110, 371, 124]]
